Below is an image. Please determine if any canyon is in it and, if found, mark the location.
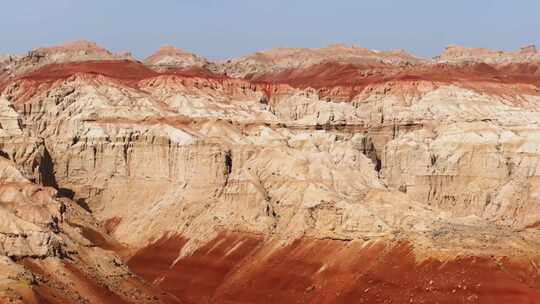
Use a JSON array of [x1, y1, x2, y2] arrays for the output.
[[1, 41, 540, 303]]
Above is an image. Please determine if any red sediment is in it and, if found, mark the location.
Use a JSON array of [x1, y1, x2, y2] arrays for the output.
[[524, 221, 540, 229], [19, 262, 73, 304], [127, 235, 189, 283], [330, 244, 540, 304], [77, 225, 131, 258], [0, 60, 158, 95], [22, 258, 181, 304], [3, 59, 540, 106], [103, 216, 122, 234], [128, 232, 263, 303], [61, 262, 182, 304], [21, 259, 126, 304], [10, 59, 540, 92], [252, 62, 540, 88], [128, 233, 540, 304], [243, 62, 540, 103], [32, 292, 56, 304], [159, 66, 228, 80], [19, 60, 158, 83], [62, 263, 131, 304], [0, 60, 228, 95], [251, 62, 375, 88], [15, 61, 225, 85]]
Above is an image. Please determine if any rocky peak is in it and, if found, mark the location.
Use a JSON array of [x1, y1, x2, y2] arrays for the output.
[[439, 45, 494, 60], [520, 44, 537, 54], [438, 44, 540, 63], [0, 40, 136, 80], [27, 40, 133, 63], [33, 40, 110, 55], [144, 45, 209, 70], [151, 45, 192, 56]]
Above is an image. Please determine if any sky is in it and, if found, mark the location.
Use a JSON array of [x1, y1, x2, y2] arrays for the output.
[[0, 1, 538, 60]]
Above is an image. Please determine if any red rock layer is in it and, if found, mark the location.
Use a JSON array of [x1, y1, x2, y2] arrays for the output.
[[251, 62, 540, 89], [128, 233, 263, 304], [21, 260, 122, 304], [5, 225, 182, 304], [20, 259, 181, 304], [0, 61, 230, 95], [16, 60, 227, 84], [4, 59, 540, 105], [77, 224, 131, 258], [249, 62, 540, 101], [128, 232, 540, 304], [18, 60, 158, 83]]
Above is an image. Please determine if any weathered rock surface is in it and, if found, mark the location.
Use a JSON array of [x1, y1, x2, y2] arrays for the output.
[[0, 156, 178, 303], [1, 40, 540, 303]]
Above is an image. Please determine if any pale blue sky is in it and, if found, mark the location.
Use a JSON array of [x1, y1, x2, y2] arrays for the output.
[[0, 1, 538, 60]]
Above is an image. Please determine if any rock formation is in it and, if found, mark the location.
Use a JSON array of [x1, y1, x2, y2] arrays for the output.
[[438, 44, 540, 63], [212, 43, 423, 78], [144, 46, 209, 72], [1, 40, 540, 303], [0, 156, 178, 303]]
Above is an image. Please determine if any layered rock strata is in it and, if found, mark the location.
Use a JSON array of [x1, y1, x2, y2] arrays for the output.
[[1, 41, 540, 303]]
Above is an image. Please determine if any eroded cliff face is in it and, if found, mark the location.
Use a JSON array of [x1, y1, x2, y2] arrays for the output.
[[1, 41, 540, 303], [0, 156, 179, 303]]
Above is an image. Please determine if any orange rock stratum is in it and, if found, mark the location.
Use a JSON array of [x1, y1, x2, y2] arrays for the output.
[[1, 41, 540, 303]]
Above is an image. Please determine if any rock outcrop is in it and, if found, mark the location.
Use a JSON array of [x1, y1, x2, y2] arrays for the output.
[[438, 44, 540, 63], [0, 156, 178, 303], [0, 40, 135, 82], [1, 40, 540, 303], [210, 44, 423, 78], [144, 46, 209, 72]]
